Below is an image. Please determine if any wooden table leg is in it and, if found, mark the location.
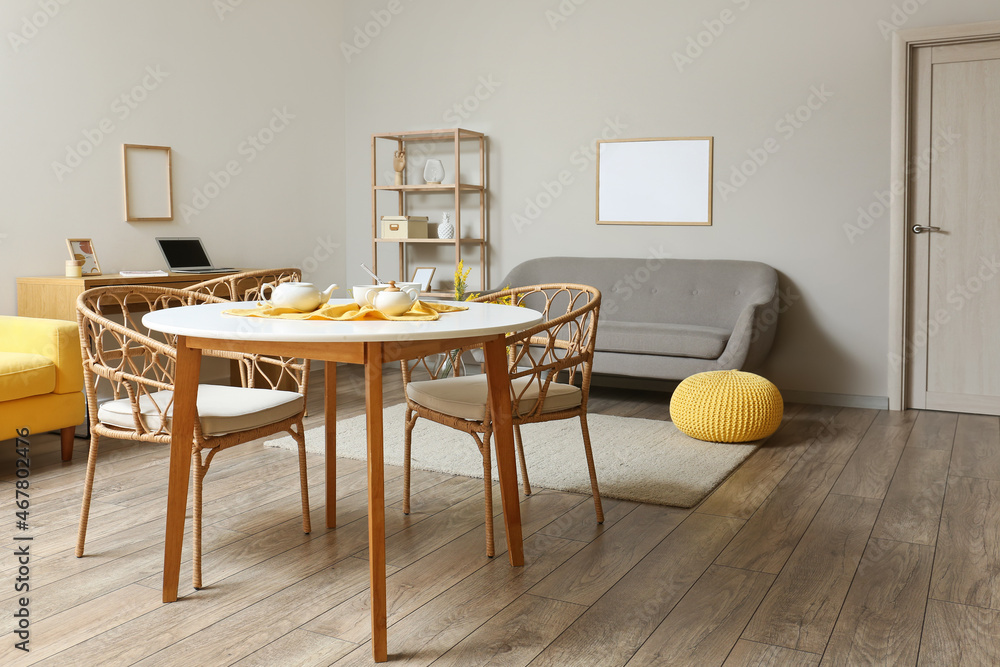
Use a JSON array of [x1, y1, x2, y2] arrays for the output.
[[365, 343, 388, 662], [325, 361, 337, 529], [162, 336, 201, 602], [482, 336, 524, 567]]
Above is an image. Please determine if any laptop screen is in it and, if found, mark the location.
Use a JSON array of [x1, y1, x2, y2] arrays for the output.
[[157, 238, 212, 270]]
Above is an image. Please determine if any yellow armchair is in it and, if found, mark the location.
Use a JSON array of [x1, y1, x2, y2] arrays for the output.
[[0, 316, 85, 460]]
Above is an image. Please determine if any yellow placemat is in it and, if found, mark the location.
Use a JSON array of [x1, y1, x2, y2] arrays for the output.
[[223, 300, 468, 322]]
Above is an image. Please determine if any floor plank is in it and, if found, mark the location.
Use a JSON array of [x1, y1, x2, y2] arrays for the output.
[[232, 629, 357, 667], [919, 600, 1000, 666], [870, 447, 950, 545], [528, 503, 688, 606], [742, 493, 882, 653], [697, 405, 839, 519], [949, 413, 1000, 480], [798, 407, 878, 466], [531, 512, 743, 667], [905, 410, 958, 452], [626, 565, 775, 666], [829, 409, 917, 499], [432, 594, 585, 667], [329, 533, 585, 666], [930, 475, 1000, 610], [714, 459, 843, 574], [820, 538, 934, 666], [723, 640, 821, 667]]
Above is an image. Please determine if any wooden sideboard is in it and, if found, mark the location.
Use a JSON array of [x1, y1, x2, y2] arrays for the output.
[[17, 271, 244, 320]]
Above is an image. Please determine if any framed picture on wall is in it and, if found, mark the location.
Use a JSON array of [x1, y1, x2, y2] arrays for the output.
[[66, 238, 102, 275], [597, 136, 714, 226], [411, 266, 435, 291]]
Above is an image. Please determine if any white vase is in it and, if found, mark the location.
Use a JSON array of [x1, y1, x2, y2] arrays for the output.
[[423, 159, 445, 184], [438, 212, 455, 239]]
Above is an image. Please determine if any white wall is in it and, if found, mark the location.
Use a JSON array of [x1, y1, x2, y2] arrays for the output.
[[1, 0, 346, 314], [341, 0, 1000, 401]]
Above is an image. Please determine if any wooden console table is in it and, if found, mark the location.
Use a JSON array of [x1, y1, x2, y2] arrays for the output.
[[17, 271, 243, 321]]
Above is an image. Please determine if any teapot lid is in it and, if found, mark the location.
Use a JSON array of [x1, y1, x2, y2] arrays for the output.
[[383, 281, 401, 292]]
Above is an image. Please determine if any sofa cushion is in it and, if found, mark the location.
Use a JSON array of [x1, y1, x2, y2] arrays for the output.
[[0, 352, 56, 402], [98, 384, 303, 436], [407, 374, 581, 421], [596, 322, 730, 360]]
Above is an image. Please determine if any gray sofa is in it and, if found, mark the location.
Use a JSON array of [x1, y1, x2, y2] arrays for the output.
[[496, 256, 780, 381]]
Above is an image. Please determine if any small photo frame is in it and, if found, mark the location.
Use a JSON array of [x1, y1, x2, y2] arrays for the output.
[[411, 266, 436, 291], [66, 238, 102, 275]]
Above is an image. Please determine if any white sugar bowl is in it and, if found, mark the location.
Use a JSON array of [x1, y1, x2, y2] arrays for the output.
[[373, 281, 417, 316]]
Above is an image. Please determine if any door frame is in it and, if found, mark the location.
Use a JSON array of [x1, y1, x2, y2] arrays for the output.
[[888, 20, 1000, 411]]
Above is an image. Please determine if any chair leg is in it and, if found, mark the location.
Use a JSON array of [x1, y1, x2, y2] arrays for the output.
[[193, 458, 207, 590], [75, 432, 101, 558], [480, 430, 495, 558], [513, 424, 531, 496], [291, 422, 311, 534], [403, 408, 418, 515], [61, 426, 75, 461], [579, 413, 604, 524]]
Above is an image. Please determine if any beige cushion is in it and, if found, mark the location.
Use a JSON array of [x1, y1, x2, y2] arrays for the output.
[[0, 352, 55, 401], [406, 374, 581, 421], [98, 384, 303, 436]]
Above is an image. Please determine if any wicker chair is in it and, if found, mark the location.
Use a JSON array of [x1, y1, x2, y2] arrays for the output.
[[75, 285, 311, 589], [401, 284, 604, 557], [186, 268, 311, 396], [185, 267, 302, 301]]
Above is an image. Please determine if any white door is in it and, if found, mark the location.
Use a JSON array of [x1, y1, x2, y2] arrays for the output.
[[907, 40, 1000, 415]]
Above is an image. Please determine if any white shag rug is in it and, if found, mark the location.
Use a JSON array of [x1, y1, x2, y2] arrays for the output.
[[265, 403, 759, 508]]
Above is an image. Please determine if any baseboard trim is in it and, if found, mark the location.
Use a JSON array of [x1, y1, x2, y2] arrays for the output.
[[590, 374, 889, 410], [776, 390, 889, 410]]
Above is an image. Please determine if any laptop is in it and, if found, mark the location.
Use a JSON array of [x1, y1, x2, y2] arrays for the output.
[[156, 237, 236, 274]]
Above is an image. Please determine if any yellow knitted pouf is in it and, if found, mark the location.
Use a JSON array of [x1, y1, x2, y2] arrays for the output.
[[670, 370, 783, 443]]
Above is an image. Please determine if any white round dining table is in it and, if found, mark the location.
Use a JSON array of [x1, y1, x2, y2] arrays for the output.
[[143, 299, 542, 663]]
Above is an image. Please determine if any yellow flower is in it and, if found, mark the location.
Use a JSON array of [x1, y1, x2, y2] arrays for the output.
[[454, 260, 472, 301]]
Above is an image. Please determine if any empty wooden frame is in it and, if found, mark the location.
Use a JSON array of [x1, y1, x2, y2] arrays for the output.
[[123, 144, 173, 221], [597, 137, 713, 226]]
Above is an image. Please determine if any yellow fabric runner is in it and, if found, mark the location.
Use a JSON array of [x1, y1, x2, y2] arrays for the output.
[[223, 300, 468, 322]]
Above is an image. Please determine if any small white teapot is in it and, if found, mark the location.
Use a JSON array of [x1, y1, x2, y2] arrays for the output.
[[260, 281, 337, 312], [373, 281, 418, 316]]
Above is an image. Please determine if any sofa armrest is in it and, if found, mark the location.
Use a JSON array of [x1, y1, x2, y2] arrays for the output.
[[715, 285, 780, 371], [0, 316, 83, 394]]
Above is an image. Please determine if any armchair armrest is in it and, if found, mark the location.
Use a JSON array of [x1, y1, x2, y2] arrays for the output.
[[0, 316, 82, 394]]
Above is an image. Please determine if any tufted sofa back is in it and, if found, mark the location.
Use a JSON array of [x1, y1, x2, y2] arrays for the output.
[[496, 257, 778, 330]]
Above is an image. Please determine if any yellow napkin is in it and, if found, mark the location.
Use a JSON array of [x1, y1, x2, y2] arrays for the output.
[[223, 299, 468, 321]]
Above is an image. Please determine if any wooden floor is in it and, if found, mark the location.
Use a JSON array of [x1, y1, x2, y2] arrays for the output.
[[2, 365, 999, 666]]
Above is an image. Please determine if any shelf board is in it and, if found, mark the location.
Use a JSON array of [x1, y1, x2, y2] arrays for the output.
[[375, 238, 485, 244], [375, 184, 483, 192], [373, 128, 484, 142]]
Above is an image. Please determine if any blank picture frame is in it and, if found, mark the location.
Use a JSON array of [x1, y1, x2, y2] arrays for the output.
[[411, 266, 436, 291], [123, 144, 173, 221], [597, 137, 713, 226]]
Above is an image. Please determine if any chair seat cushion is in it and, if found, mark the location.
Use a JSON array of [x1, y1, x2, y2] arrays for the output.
[[0, 352, 56, 402], [406, 374, 582, 422], [596, 322, 730, 360], [98, 384, 303, 436]]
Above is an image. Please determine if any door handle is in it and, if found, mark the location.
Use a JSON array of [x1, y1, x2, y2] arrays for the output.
[[912, 225, 942, 234]]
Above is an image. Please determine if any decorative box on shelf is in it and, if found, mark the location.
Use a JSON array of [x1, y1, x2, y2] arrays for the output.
[[381, 215, 428, 239]]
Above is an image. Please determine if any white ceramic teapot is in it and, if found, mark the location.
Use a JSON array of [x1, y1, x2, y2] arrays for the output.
[[372, 281, 418, 316], [260, 281, 337, 311]]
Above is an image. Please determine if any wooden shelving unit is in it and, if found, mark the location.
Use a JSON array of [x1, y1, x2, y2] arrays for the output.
[[371, 128, 487, 299]]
